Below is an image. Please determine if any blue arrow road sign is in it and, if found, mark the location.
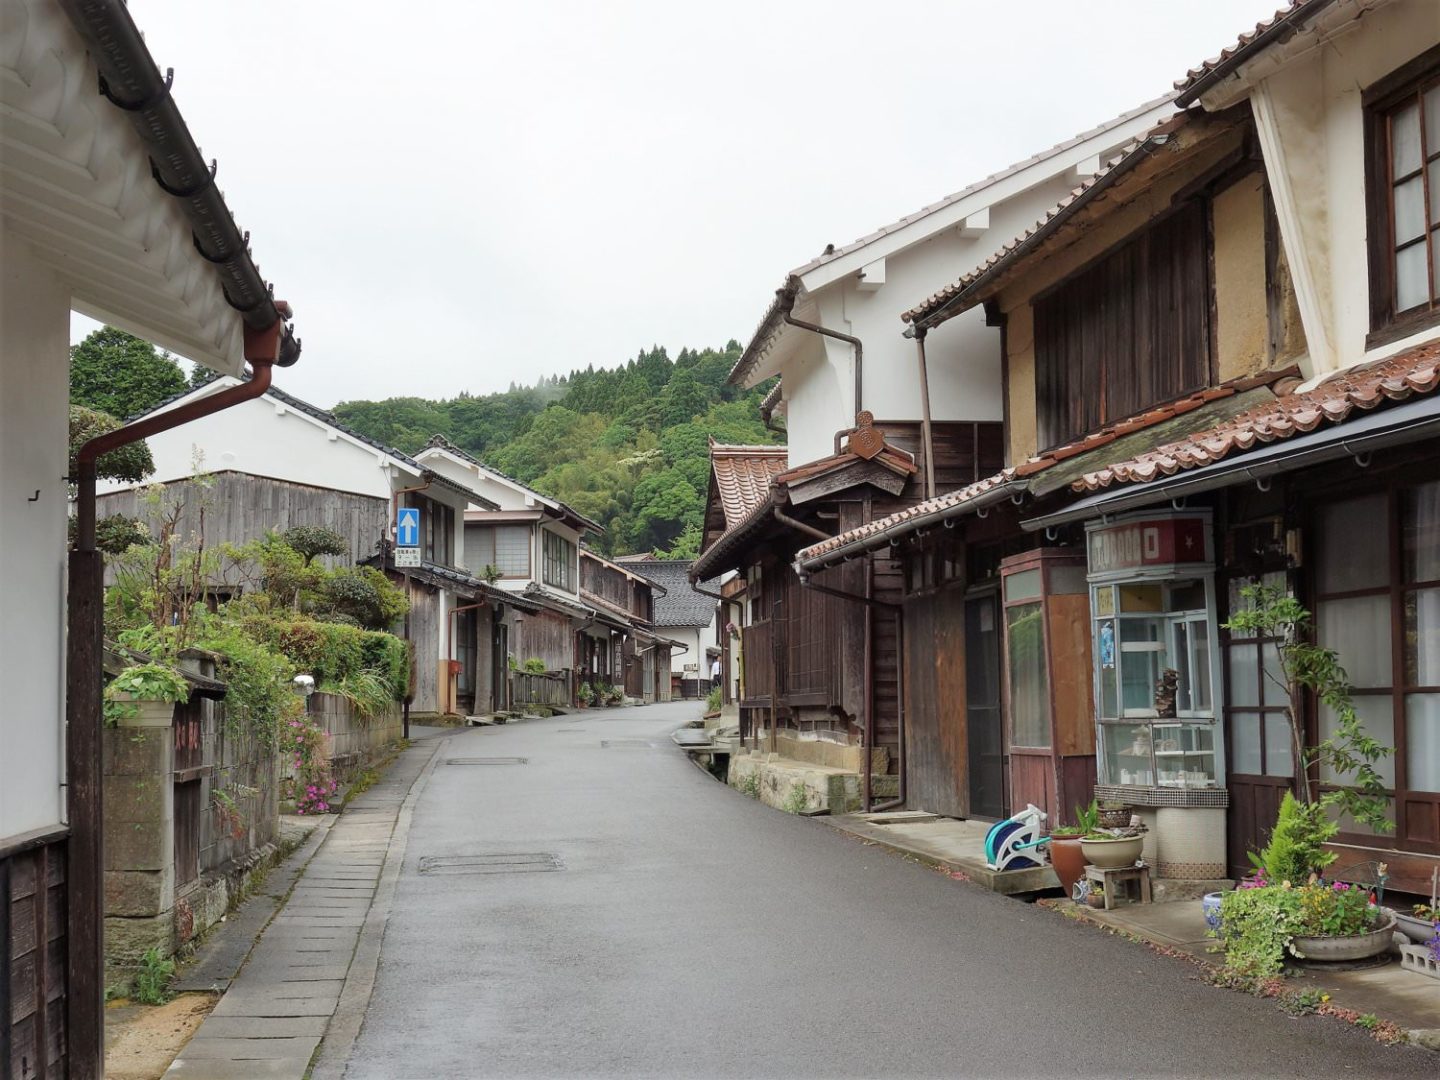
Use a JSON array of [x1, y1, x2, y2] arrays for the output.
[[396, 507, 420, 548]]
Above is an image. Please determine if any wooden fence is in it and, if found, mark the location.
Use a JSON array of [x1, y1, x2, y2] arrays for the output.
[[510, 669, 572, 710]]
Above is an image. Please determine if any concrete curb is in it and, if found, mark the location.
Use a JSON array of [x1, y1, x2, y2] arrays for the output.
[[1048, 898, 1440, 1053], [308, 736, 447, 1079]]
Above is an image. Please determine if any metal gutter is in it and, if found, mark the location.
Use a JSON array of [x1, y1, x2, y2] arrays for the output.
[[1021, 393, 1440, 531], [59, 0, 300, 366], [795, 480, 1026, 574], [1174, 0, 1341, 108]]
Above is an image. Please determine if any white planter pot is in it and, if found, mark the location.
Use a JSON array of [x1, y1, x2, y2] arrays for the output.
[[111, 694, 176, 728], [1393, 909, 1437, 944]]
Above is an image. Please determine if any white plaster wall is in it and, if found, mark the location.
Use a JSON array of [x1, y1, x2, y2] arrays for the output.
[[668, 619, 719, 678], [416, 449, 544, 513], [1259, 0, 1440, 373], [97, 386, 399, 500], [0, 235, 69, 839], [776, 167, 1093, 466]]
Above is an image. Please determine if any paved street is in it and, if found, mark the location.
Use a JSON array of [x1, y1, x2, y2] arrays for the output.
[[321, 702, 1432, 1079]]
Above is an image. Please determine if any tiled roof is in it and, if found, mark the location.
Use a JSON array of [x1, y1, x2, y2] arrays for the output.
[[790, 365, 1303, 568], [625, 560, 721, 628], [1174, 0, 1336, 107], [1075, 341, 1440, 493], [788, 95, 1177, 279], [424, 434, 602, 534], [773, 443, 916, 486], [795, 470, 1021, 566], [1014, 367, 1300, 484], [728, 96, 1175, 385], [579, 589, 643, 630], [710, 442, 788, 530], [902, 112, 1191, 329]]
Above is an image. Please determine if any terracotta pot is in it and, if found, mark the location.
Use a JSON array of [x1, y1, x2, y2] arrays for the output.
[[1290, 911, 1397, 963], [1049, 835, 1087, 898], [1080, 834, 1145, 869]]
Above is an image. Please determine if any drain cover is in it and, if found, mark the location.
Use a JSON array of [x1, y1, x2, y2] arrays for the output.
[[444, 757, 529, 765], [419, 853, 562, 876], [600, 739, 663, 749], [555, 729, 586, 734]]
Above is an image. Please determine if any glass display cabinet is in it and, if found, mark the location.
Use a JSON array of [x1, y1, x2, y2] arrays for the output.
[[1085, 513, 1223, 791]]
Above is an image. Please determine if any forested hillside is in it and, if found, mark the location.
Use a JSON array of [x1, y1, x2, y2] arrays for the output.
[[332, 343, 781, 558]]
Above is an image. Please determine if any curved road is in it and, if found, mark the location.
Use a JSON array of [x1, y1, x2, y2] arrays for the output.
[[344, 703, 1433, 1078]]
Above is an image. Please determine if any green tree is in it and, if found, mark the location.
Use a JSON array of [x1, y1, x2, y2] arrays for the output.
[[70, 326, 187, 418], [69, 405, 154, 484]]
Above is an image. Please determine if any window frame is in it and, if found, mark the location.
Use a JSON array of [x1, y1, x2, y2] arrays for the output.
[[1308, 480, 1440, 854], [542, 529, 575, 591], [1363, 44, 1440, 347]]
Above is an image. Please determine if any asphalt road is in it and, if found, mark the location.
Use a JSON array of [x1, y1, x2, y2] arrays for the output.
[[344, 703, 1434, 1079]]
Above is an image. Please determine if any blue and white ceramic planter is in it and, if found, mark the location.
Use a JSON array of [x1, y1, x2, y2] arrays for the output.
[[1201, 891, 1225, 932]]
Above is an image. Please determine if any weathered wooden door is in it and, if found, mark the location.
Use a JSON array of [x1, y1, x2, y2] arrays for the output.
[[965, 590, 1006, 819], [903, 590, 969, 817]]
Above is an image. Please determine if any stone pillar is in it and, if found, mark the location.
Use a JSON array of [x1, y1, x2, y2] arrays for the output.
[[102, 706, 175, 993]]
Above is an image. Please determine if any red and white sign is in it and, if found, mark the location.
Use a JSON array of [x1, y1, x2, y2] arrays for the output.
[[1087, 517, 1208, 575]]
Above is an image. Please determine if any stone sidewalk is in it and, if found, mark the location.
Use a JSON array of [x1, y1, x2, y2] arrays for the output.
[[164, 738, 442, 1078]]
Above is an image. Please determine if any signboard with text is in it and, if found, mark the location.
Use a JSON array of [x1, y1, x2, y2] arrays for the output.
[[395, 507, 421, 567], [1085, 515, 1210, 578]]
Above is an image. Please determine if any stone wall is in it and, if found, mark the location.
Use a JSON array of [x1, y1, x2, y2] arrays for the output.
[[102, 655, 286, 993], [282, 692, 403, 790]]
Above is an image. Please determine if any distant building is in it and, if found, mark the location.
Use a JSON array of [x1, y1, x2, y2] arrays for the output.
[[622, 559, 723, 699]]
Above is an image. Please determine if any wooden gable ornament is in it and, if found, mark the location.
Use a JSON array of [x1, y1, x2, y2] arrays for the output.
[[848, 411, 885, 459]]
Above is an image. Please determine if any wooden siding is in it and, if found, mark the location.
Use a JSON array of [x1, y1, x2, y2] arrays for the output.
[[903, 588, 970, 818], [517, 609, 573, 672], [1033, 200, 1212, 450], [96, 471, 389, 582], [409, 586, 441, 714], [3, 837, 66, 1080]]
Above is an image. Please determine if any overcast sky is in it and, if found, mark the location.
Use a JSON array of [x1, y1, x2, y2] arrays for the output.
[[85, 0, 1278, 407]]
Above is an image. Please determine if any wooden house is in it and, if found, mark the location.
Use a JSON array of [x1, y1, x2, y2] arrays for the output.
[[800, 0, 1440, 896], [96, 383, 514, 719]]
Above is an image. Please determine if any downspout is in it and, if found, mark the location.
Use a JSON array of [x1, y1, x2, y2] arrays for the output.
[[773, 507, 829, 542], [779, 291, 864, 440], [913, 327, 937, 500], [69, 317, 291, 1078], [793, 573, 907, 814]]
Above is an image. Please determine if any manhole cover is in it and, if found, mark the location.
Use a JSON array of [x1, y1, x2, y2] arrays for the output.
[[555, 729, 586, 734], [444, 757, 529, 765], [419, 853, 563, 876], [600, 739, 663, 749]]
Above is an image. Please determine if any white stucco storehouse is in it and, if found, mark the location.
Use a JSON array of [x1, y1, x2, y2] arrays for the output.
[[730, 97, 1176, 472], [1, 0, 302, 1070]]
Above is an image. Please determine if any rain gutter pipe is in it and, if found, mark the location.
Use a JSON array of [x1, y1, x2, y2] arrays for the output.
[[792, 572, 906, 814], [69, 321, 289, 1078], [777, 289, 864, 439], [913, 328, 937, 500]]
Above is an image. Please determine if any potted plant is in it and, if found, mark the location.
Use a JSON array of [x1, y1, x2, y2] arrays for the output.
[[1080, 827, 1145, 870], [1097, 800, 1133, 829], [1395, 902, 1438, 945], [1049, 799, 1098, 898], [1086, 883, 1106, 909], [1288, 880, 1397, 962], [104, 662, 189, 727], [576, 682, 596, 708]]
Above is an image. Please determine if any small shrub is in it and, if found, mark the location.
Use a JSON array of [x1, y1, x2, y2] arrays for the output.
[[783, 782, 809, 814], [738, 772, 761, 799], [1248, 791, 1336, 884], [520, 657, 547, 674], [131, 947, 175, 1005], [705, 686, 721, 712], [280, 525, 348, 566]]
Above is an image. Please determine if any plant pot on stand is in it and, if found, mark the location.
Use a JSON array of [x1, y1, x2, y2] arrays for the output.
[[1080, 833, 1145, 870]]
